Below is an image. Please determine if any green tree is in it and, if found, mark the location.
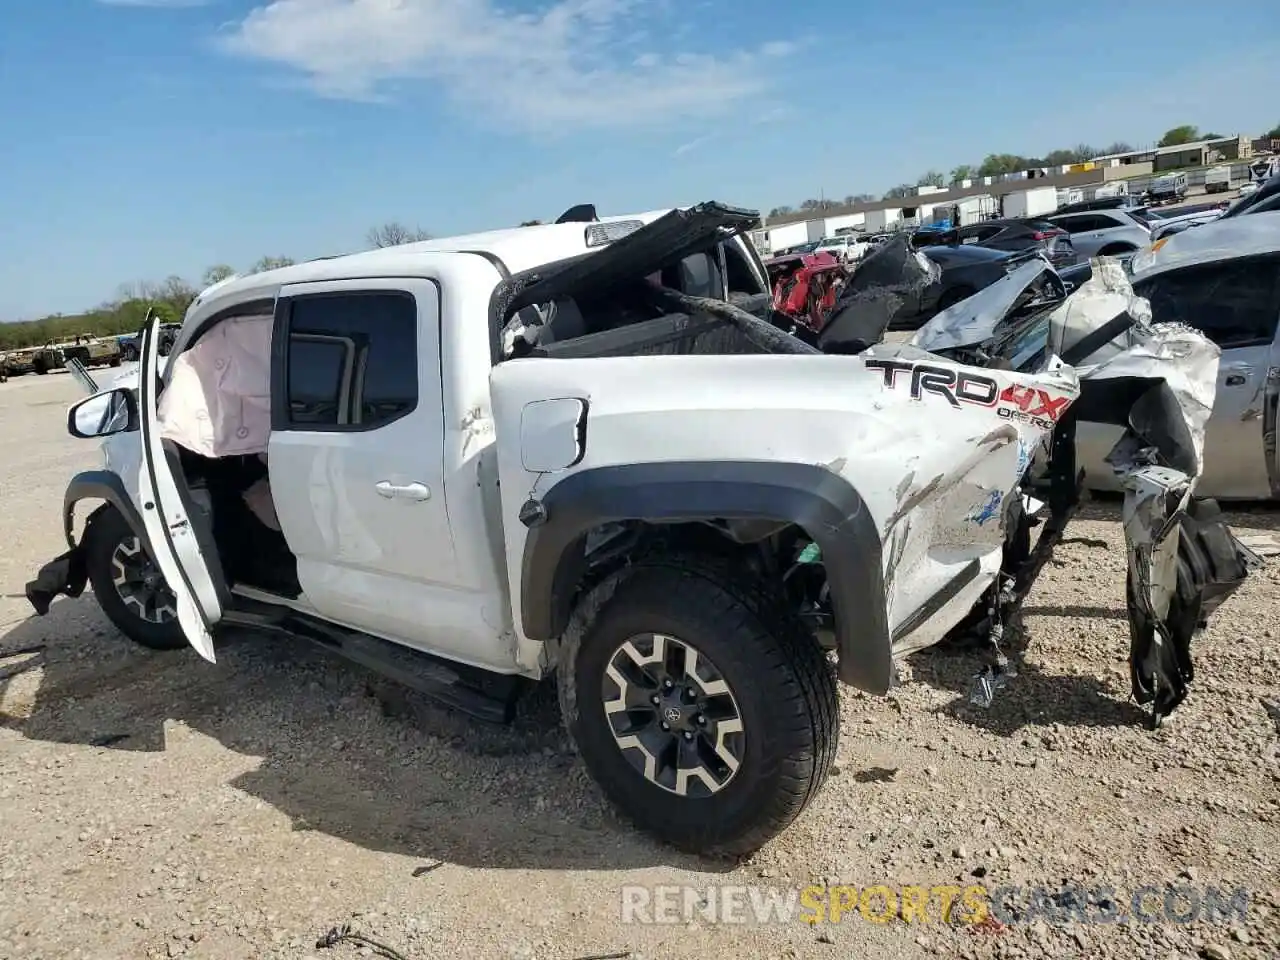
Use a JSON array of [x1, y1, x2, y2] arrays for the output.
[[1042, 144, 1095, 165], [977, 153, 1029, 177], [202, 264, 235, 287], [883, 183, 914, 200], [916, 170, 945, 188], [250, 256, 294, 274], [949, 164, 975, 183], [1265, 123, 1280, 139], [1099, 141, 1136, 156], [1157, 125, 1200, 147]]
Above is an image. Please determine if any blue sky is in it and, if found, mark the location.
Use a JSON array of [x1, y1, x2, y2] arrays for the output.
[[2, 0, 1277, 320]]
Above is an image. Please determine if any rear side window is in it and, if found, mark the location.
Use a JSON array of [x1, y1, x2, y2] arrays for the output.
[[1050, 215, 1089, 233], [281, 292, 418, 430], [1136, 257, 1280, 349]]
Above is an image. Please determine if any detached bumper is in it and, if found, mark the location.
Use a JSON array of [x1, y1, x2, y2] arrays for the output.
[[26, 546, 89, 616]]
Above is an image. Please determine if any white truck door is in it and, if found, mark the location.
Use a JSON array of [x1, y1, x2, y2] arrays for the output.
[[1138, 254, 1280, 499], [264, 278, 495, 664], [135, 316, 226, 662]]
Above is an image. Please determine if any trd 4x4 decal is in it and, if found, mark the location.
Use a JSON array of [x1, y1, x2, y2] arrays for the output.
[[865, 359, 1070, 427], [865, 359, 998, 409], [997, 384, 1070, 428]]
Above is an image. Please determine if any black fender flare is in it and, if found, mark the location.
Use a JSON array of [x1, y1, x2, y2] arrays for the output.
[[519, 460, 893, 694], [63, 470, 150, 555]]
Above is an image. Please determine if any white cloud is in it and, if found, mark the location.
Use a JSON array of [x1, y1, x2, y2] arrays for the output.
[[672, 135, 709, 157], [220, 0, 785, 130]]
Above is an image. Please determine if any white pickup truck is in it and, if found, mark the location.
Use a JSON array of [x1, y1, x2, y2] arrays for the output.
[[24, 203, 1257, 855]]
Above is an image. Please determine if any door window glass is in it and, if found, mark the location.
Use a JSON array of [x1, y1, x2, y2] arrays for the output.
[[1136, 258, 1280, 348], [283, 292, 418, 429]]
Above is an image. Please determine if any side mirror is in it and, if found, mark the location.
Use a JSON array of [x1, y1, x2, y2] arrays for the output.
[[67, 388, 137, 439]]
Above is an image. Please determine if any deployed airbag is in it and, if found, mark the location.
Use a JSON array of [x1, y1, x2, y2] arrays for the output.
[[158, 315, 273, 458]]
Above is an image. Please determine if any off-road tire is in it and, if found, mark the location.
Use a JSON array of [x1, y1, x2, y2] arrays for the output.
[[85, 506, 186, 651], [557, 554, 839, 856]]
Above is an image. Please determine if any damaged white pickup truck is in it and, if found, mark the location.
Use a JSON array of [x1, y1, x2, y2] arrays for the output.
[[26, 203, 1260, 856]]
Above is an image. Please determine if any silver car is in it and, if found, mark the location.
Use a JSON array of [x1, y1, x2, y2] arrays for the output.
[[1047, 207, 1152, 259], [1076, 214, 1280, 499]]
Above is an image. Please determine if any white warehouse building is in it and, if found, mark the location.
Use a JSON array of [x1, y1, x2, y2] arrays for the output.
[[758, 160, 1149, 255]]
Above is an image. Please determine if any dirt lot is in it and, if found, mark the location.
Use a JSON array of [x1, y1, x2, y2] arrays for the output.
[[1, 370, 1278, 960]]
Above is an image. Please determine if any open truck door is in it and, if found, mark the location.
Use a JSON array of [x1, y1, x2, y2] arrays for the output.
[[135, 314, 229, 662]]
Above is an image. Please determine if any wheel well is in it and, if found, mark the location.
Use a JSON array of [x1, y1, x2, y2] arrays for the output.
[[1098, 243, 1135, 255], [547, 518, 818, 653]]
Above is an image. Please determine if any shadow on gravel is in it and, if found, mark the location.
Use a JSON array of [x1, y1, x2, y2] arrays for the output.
[[0, 598, 715, 874], [907, 645, 1146, 735]]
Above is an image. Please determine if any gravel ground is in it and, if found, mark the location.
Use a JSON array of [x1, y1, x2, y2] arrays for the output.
[[1, 369, 1277, 960]]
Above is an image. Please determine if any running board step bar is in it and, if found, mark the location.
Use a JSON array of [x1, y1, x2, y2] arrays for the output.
[[221, 599, 525, 724]]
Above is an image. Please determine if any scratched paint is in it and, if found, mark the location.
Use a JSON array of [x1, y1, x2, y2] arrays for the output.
[[966, 489, 1003, 526]]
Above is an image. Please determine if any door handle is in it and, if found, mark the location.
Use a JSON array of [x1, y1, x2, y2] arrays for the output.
[[375, 481, 431, 501], [1224, 374, 1247, 386]]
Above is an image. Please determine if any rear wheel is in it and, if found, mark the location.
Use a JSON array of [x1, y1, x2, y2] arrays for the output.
[[85, 506, 186, 651], [558, 556, 839, 856]]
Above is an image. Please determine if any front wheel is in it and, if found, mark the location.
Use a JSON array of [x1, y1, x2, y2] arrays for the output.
[[85, 506, 186, 651], [558, 557, 839, 856]]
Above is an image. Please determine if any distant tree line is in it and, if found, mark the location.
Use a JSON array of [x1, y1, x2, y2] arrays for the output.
[[766, 123, 1257, 218], [1, 222, 434, 351]]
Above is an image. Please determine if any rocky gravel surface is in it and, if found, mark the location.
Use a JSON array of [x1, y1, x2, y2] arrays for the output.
[[1, 370, 1277, 960]]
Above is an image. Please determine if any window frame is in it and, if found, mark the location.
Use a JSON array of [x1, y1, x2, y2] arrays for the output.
[[1133, 254, 1280, 351], [271, 288, 422, 434]]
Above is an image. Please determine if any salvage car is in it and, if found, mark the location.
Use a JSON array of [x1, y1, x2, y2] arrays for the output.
[[25, 202, 1258, 856], [882, 243, 1040, 330], [914, 219, 1077, 269], [1070, 216, 1280, 500], [2, 347, 39, 377], [1221, 172, 1280, 218]]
